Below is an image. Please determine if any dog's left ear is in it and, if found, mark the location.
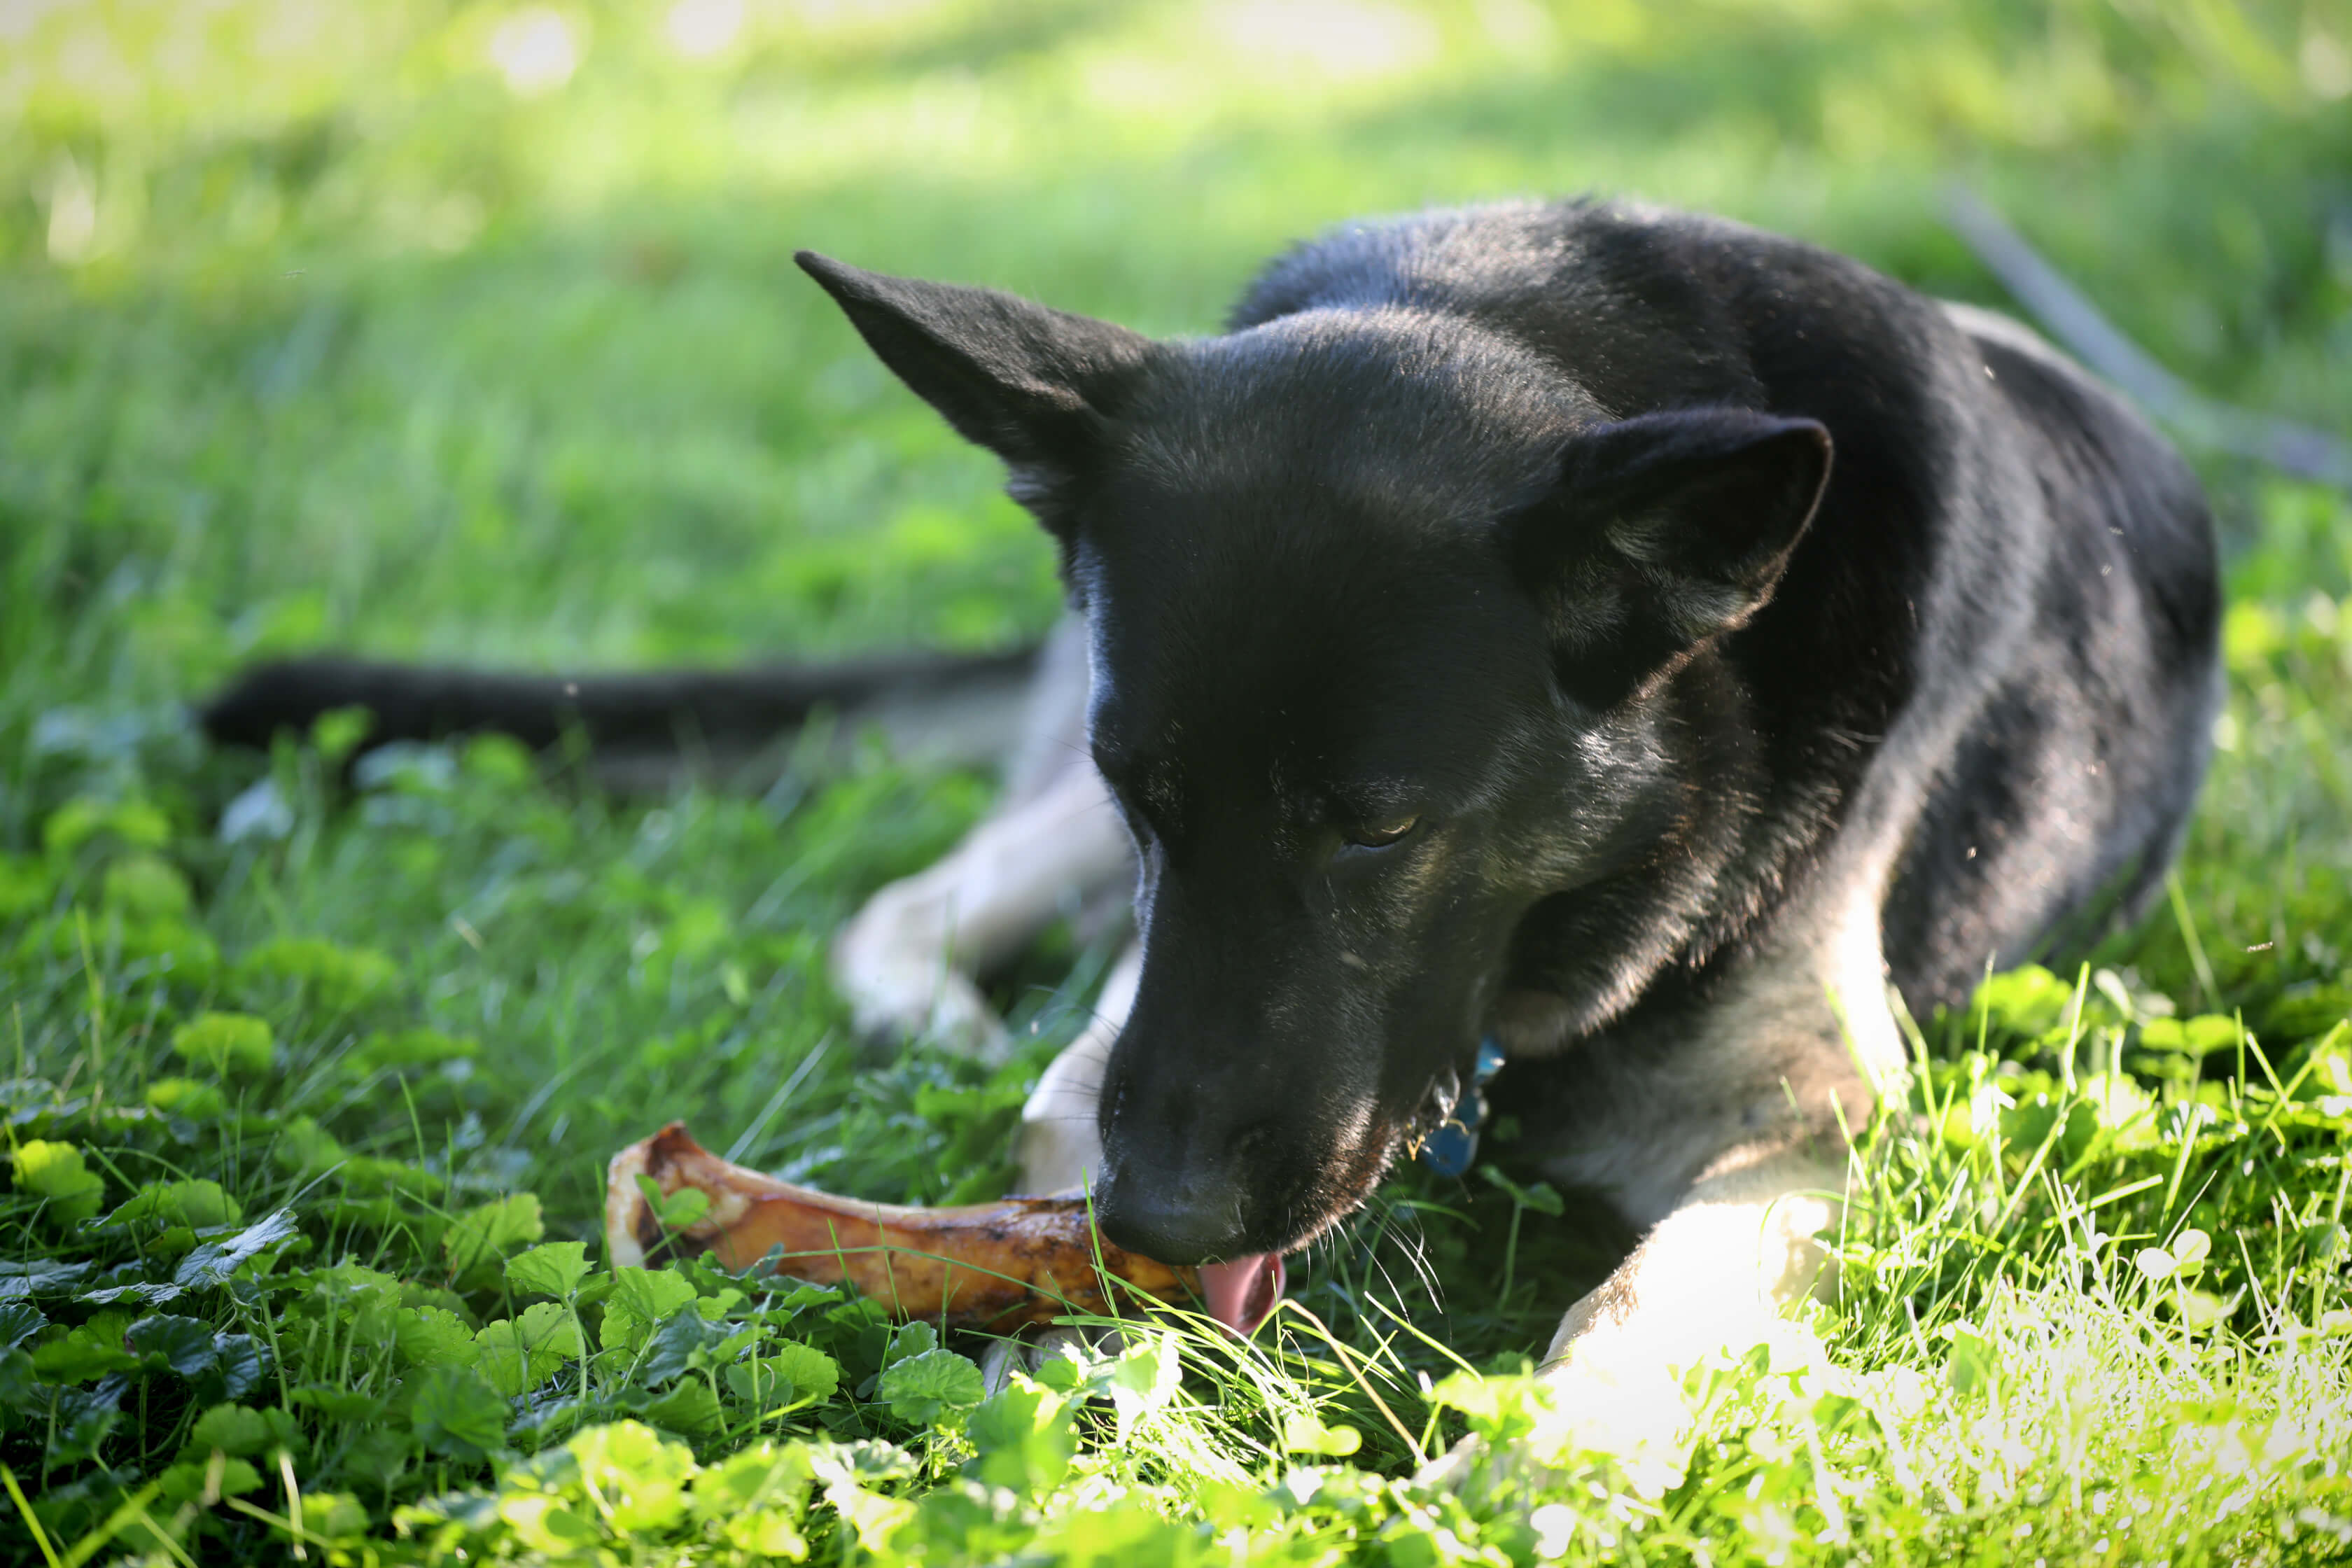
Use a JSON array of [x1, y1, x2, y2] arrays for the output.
[[1506, 407, 1833, 708], [796, 252, 1154, 538]]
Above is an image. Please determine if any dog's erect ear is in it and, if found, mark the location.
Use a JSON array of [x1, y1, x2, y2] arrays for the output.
[[796, 252, 1153, 533], [1506, 408, 1833, 708]]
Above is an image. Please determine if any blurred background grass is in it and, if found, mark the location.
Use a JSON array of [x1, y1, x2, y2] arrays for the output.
[[0, 0, 2347, 1470], [1, 0, 2346, 709]]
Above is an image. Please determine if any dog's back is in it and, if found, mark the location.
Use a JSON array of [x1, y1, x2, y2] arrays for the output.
[[1881, 300, 2220, 1005]]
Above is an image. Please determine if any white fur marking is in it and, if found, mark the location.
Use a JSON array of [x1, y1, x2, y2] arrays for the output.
[[1017, 942, 1140, 1194]]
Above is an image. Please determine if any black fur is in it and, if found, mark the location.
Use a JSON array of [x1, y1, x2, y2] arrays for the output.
[[792, 199, 2219, 1266]]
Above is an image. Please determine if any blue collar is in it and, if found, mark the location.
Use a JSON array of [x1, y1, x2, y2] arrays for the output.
[[1418, 1036, 1506, 1177]]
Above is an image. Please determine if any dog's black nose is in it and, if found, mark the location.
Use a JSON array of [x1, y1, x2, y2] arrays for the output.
[[1093, 1167, 1254, 1266]]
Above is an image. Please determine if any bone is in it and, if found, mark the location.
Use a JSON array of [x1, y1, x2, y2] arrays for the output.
[[604, 1122, 1193, 1331]]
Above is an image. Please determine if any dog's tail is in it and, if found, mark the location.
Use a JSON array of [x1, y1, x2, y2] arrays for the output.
[[198, 645, 1050, 786]]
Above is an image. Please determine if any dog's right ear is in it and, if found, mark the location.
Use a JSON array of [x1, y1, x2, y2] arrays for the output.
[[1506, 407, 1833, 708], [797, 253, 1154, 536]]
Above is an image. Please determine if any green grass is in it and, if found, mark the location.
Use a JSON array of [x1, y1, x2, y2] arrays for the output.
[[3, 1, 2350, 1562]]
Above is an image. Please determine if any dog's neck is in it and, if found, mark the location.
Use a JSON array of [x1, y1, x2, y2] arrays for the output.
[[1485, 636, 1861, 1057]]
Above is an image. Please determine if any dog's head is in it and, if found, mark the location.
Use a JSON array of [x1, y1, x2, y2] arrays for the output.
[[800, 253, 1830, 1278]]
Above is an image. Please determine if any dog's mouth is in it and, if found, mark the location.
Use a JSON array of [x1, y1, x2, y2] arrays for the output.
[[1198, 1254, 1287, 1336], [1138, 1073, 1478, 1338], [1185, 1094, 1456, 1336]]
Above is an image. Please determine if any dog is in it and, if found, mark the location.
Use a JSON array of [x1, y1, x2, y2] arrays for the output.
[[204, 197, 2221, 1466]]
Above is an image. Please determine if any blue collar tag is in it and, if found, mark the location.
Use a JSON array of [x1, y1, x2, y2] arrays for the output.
[[1419, 1036, 1506, 1178]]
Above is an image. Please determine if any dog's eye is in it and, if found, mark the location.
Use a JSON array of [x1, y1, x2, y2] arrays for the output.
[[1342, 816, 1420, 849]]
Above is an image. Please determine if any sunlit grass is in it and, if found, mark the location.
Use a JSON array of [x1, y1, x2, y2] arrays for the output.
[[1, 1, 2348, 1562]]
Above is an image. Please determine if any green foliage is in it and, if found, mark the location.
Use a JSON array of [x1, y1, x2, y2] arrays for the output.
[[41, 801, 170, 860], [108, 1180, 240, 1231], [393, 1306, 478, 1371], [350, 1027, 479, 1074], [725, 1342, 841, 1413], [443, 1193, 545, 1277], [169, 1012, 274, 1077], [10, 1141, 106, 1227], [188, 1403, 281, 1460], [1, 0, 2348, 1562], [876, 1347, 988, 1428], [99, 853, 190, 921], [507, 1241, 592, 1300], [234, 936, 400, 1014], [969, 1373, 1080, 1491], [637, 1172, 715, 1231], [410, 1364, 509, 1459], [31, 1320, 141, 1383]]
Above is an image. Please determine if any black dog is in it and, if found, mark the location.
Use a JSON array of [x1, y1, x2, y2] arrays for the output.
[[206, 198, 2220, 1457]]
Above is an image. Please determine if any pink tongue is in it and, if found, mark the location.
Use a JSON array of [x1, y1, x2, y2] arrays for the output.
[[1197, 1254, 1286, 1336]]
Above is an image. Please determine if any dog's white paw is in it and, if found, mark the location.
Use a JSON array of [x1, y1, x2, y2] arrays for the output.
[[1415, 1360, 1698, 1503], [831, 899, 1010, 1060], [1417, 1317, 1835, 1504]]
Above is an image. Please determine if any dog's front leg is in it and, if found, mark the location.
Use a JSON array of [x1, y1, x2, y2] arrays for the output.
[[1543, 1144, 1842, 1432], [830, 760, 1130, 1060], [975, 941, 1137, 1391], [1422, 1144, 1845, 1495], [1015, 941, 1138, 1194]]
